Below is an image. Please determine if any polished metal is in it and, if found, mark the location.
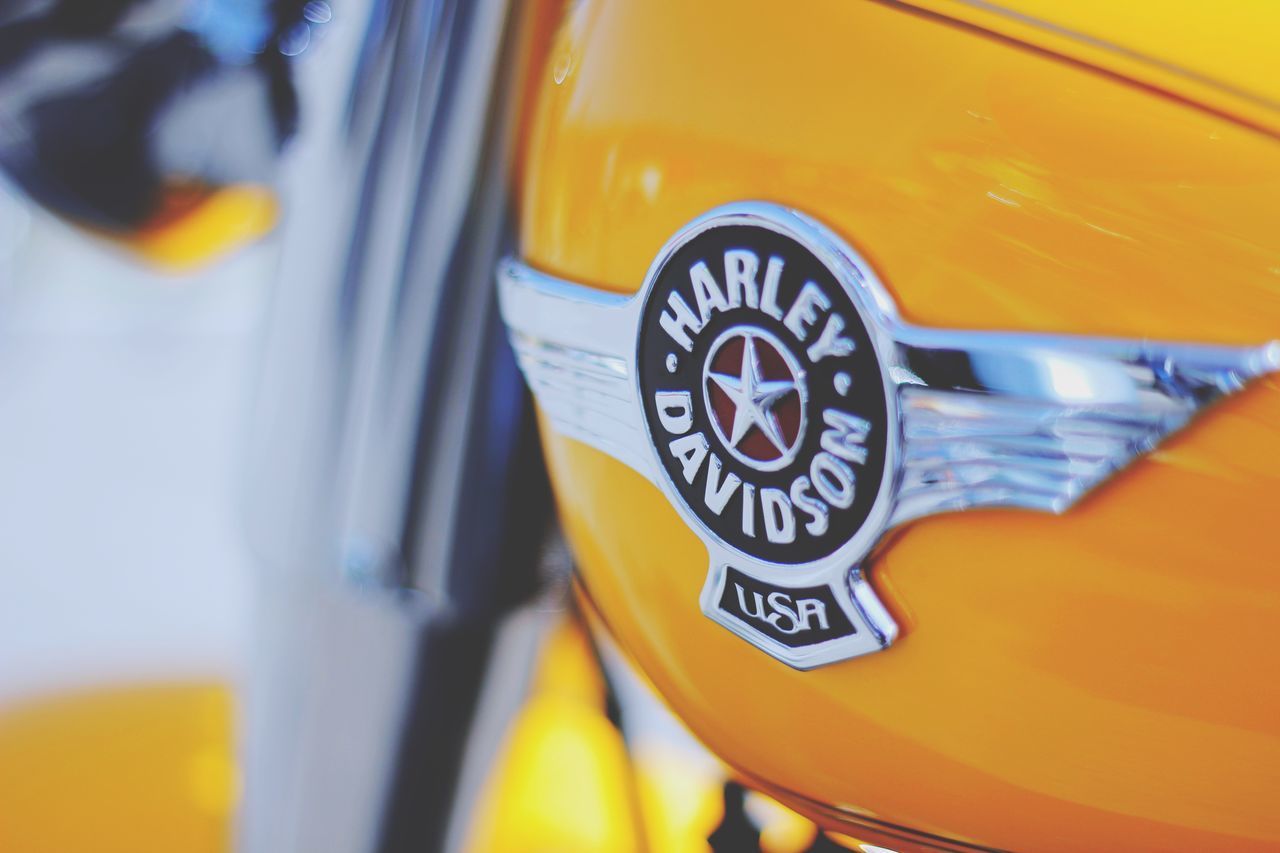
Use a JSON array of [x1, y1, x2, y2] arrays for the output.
[[498, 201, 1280, 669], [499, 257, 654, 480], [889, 329, 1278, 523], [238, 2, 543, 853], [701, 325, 809, 472]]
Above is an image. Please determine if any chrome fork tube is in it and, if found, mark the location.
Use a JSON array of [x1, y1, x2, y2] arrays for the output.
[[241, 1, 542, 850]]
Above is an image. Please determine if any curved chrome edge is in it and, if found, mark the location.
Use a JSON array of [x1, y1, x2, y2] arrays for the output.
[[496, 258, 638, 358], [496, 259, 656, 483], [890, 329, 1280, 524]]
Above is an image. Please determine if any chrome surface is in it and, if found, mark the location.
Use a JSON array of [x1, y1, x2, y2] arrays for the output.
[[890, 330, 1278, 523], [701, 325, 809, 473], [500, 259, 652, 481], [239, 1, 539, 852], [497, 201, 1280, 669]]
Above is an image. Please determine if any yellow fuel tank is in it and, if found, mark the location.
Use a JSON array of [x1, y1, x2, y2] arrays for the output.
[[520, 1, 1280, 849]]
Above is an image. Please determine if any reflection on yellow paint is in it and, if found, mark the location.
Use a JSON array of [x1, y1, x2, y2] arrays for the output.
[[0, 683, 234, 853], [827, 835, 897, 853]]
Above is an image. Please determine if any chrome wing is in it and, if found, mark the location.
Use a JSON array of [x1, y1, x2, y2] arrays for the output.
[[499, 257, 1280, 526]]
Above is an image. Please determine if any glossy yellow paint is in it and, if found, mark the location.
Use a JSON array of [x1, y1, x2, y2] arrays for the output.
[[0, 684, 233, 853], [522, 0, 1280, 849], [900, 0, 1280, 138]]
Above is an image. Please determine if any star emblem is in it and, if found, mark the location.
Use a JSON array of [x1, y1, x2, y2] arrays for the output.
[[707, 333, 800, 458]]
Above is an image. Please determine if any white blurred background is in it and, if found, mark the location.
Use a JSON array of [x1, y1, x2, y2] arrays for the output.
[[0, 180, 268, 704]]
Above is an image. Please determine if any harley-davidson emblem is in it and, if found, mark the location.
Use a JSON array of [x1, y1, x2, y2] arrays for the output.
[[638, 223, 890, 568], [631, 211, 902, 662], [498, 202, 1280, 669]]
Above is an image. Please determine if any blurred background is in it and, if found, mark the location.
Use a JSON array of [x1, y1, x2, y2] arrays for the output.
[[0, 2, 609, 850], [0, 172, 270, 853], [0, 1, 307, 848], [0, 183, 263, 705]]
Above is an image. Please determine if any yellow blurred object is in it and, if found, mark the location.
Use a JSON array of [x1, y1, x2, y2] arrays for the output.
[[0, 683, 234, 853], [630, 747, 725, 853], [522, 0, 1280, 849], [465, 616, 644, 852], [117, 183, 278, 273], [744, 791, 819, 853], [576, 597, 731, 852]]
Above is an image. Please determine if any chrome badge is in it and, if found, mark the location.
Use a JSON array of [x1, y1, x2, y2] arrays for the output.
[[498, 202, 1279, 669]]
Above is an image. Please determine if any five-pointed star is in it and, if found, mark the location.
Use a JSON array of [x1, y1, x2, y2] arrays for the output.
[[708, 334, 798, 455]]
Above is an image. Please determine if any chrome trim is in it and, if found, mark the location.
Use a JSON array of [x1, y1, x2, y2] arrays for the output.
[[497, 201, 1280, 669], [889, 329, 1279, 523], [239, 1, 539, 851], [496, 259, 654, 481]]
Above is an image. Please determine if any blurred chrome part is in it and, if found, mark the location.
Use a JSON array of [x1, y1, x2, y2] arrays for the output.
[[440, 529, 578, 853], [0, 0, 306, 229], [241, 1, 548, 852]]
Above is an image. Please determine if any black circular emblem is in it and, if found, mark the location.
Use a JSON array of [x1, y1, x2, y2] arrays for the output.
[[638, 222, 890, 565]]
